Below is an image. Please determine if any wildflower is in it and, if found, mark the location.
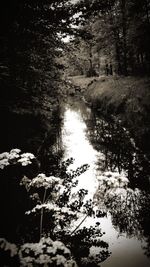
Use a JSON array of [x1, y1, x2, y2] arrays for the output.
[[18, 153, 35, 166], [10, 148, 21, 154], [0, 152, 9, 160], [19, 237, 77, 267], [0, 158, 9, 169], [0, 238, 18, 257]]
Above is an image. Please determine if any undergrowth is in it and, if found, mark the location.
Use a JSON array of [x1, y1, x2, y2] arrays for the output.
[[0, 149, 110, 267]]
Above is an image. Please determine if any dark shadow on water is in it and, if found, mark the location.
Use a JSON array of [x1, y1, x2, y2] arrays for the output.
[[85, 111, 150, 190], [83, 107, 150, 258]]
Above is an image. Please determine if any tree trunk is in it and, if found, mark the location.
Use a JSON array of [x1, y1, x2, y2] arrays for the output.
[[121, 0, 128, 75], [145, 0, 150, 24], [114, 28, 122, 75]]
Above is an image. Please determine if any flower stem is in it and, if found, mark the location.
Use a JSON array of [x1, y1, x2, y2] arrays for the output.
[[40, 188, 47, 239]]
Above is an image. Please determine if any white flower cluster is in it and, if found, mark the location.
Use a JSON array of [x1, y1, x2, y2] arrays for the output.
[[0, 149, 20, 169], [96, 170, 146, 223], [0, 238, 18, 257], [26, 203, 75, 217], [95, 171, 129, 206], [0, 237, 78, 267], [18, 153, 35, 166], [19, 237, 78, 267], [29, 173, 62, 190], [26, 203, 60, 215], [98, 171, 129, 189], [0, 149, 35, 169]]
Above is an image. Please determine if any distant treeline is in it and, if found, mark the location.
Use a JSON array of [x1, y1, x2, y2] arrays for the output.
[[64, 0, 150, 77]]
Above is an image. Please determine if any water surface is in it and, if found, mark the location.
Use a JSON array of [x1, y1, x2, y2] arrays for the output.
[[59, 99, 150, 267]]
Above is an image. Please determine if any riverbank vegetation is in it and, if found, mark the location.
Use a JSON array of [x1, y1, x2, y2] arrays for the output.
[[71, 75, 150, 155], [0, 0, 76, 153], [1, 0, 150, 266], [0, 149, 110, 266], [63, 0, 150, 157]]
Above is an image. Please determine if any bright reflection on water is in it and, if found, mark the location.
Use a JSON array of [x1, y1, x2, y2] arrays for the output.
[[61, 101, 150, 267], [62, 105, 100, 200]]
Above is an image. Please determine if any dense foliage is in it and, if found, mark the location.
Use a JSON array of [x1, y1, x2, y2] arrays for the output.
[[66, 0, 150, 76], [0, 0, 74, 107], [0, 0, 77, 152], [0, 149, 110, 266], [1, 1, 150, 265]]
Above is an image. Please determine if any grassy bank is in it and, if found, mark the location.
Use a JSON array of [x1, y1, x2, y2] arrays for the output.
[[71, 75, 150, 153]]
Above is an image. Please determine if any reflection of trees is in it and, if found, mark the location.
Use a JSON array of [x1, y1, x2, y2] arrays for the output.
[[37, 105, 65, 175], [106, 189, 148, 236], [86, 112, 150, 189], [95, 176, 150, 258], [109, 189, 150, 257]]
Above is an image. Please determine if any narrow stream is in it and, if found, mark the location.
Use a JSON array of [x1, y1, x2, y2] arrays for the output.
[[62, 103, 99, 200], [59, 99, 150, 267]]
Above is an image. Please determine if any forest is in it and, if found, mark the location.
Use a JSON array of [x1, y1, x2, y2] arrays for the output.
[[65, 0, 150, 77], [0, 1, 150, 267]]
